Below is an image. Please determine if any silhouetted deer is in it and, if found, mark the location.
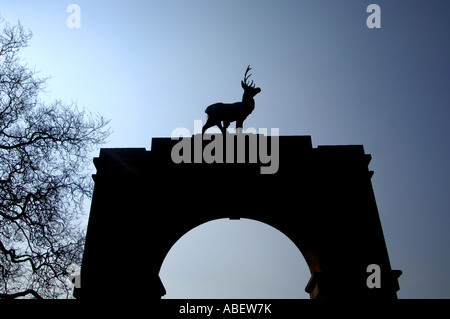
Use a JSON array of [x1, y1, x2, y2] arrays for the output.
[[202, 65, 261, 134]]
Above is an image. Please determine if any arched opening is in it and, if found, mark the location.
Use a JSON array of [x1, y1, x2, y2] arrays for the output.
[[159, 218, 310, 299]]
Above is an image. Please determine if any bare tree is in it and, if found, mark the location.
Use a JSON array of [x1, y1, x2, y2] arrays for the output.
[[0, 18, 110, 298]]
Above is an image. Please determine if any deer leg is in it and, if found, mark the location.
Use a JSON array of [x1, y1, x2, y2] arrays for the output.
[[202, 118, 215, 134], [217, 122, 226, 135], [236, 119, 243, 133], [223, 121, 230, 134]]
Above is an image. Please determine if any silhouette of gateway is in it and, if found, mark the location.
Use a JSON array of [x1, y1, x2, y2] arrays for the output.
[[77, 134, 401, 300]]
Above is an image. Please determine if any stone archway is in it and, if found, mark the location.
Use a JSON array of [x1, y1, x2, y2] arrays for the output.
[[78, 134, 401, 301]]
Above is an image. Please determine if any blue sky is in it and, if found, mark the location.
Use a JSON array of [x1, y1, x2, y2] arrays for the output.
[[2, 1, 449, 299]]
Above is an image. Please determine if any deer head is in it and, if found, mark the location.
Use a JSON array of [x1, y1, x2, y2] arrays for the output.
[[241, 65, 261, 98]]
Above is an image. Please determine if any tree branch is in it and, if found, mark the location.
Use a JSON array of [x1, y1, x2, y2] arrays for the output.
[[0, 289, 43, 299]]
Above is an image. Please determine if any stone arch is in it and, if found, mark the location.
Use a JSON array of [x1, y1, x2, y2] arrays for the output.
[[78, 135, 401, 301]]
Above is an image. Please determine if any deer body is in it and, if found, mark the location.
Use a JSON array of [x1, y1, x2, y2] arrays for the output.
[[202, 66, 261, 134]]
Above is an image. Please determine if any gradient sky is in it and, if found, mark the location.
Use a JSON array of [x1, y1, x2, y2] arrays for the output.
[[2, 1, 449, 299]]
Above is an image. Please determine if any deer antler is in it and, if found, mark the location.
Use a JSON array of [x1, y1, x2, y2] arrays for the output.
[[243, 65, 255, 88]]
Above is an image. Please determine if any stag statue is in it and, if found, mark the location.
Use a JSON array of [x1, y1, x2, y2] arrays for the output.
[[202, 65, 261, 134]]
